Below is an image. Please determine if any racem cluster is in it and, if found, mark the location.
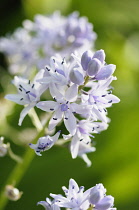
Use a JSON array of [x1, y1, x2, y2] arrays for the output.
[[0, 12, 96, 75], [5, 49, 120, 166]]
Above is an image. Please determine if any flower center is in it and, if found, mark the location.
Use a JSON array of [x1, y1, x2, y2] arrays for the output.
[[61, 104, 68, 112]]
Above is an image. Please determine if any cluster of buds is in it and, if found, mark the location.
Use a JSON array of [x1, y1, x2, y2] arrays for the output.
[[38, 178, 116, 210]]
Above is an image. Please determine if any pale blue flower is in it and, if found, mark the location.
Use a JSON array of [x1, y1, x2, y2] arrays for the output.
[[5, 69, 46, 125], [36, 84, 79, 135], [50, 179, 91, 210], [89, 184, 115, 210], [29, 131, 61, 156]]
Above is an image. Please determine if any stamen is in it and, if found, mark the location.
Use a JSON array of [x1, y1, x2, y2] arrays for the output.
[[61, 57, 65, 64], [53, 59, 55, 63], [108, 100, 112, 103], [50, 108, 54, 111], [32, 84, 35, 88], [46, 67, 50, 71], [64, 117, 68, 120], [19, 88, 22, 92], [28, 80, 30, 84], [53, 118, 57, 120], [20, 98, 23, 100], [80, 139, 83, 141], [26, 91, 30, 94]]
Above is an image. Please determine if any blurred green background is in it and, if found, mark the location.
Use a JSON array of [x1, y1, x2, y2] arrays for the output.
[[0, 0, 139, 209]]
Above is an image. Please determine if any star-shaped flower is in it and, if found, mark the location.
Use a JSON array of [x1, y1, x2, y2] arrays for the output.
[[5, 69, 46, 125], [29, 130, 61, 156]]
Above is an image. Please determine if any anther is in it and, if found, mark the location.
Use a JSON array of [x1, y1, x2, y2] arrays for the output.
[[108, 100, 112, 103], [28, 80, 30, 84], [19, 88, 22, 92], [50, 108, 54, 111], [20, 98, 23, 100], [53, 118, 57, 120], [32, 84, 35, 88], [46, 67, 50, 71], [26, 91, 30, 94]]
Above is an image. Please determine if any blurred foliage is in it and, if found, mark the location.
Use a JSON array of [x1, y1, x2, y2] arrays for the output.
[[0, 0, 139, 210]]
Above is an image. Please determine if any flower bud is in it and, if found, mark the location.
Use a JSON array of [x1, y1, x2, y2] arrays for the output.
[[0, 144, 8, 157], [0, 137, 8, 157], [95, 64, 116, 80], [95, 195, 114, 210], [5, 185, 23, 201], [87, 58, 101, 76], [70, 69, 84, 85], [89, 186, 104, 205], [81, 50, 93, 70], [93, 49, 105, 64]]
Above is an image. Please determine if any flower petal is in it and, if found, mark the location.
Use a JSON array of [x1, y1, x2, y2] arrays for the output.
[[65, 84, 78, 102], [5, 94, 27, 105], [48, 108, 63, 130], [18, 104, 35, 126], [95, 64, 116, 80], [64, 111, 76, 135], [36, 101, 58, 112], [49, 83, 63, 99], [70, 133, 80, 159]]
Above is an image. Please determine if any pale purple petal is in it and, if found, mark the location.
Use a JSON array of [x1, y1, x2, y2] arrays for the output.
[[48, 108, 63, 130], [18, 103, 35, 125], [69, 69, 84, 85], [95, 64, 116, 80], [51, 130, 61, 143], [65, 84, 78, 102], [89, 186, 104, 205], [70, 134, 80, 158], [81, 50, 93, 71], [36, 101, 58, 112], [49, 83, 63, 99], [5, 94, 27, 105], [87, 58, 101, 76], [69, 179, 79, 194], [95, 195, 114, 210], [64, 110, 76, 135], [93, 49, 105, 64], [105, 94, 120, 104]]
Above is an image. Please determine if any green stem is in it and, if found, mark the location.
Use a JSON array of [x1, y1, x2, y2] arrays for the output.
[[0, 122, 47, 209], [28, 108, 43, 132], [78, 76, 90, 92]]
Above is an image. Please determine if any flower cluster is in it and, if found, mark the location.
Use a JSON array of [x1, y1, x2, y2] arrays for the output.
[[5, 49, 120, 166], [38, 178, 116, 210], [0, 12, 96, 75]]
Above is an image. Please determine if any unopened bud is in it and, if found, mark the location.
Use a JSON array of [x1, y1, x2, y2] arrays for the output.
[[5, 185, 23, 201], [93, 49, 105, 64], [87, 58, 101, 76], [81, 50, 93, 71], [95, 64, 116, 80], [89, 186, 104, 205], [70, 69, 84, 85], [0, 137, 8, 157], [95, 195, 114, 210]]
